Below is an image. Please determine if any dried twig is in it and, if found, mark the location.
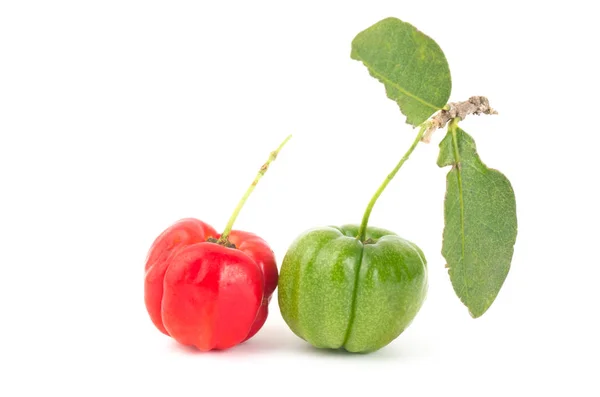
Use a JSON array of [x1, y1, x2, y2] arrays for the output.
[[421, 96, 498, 143]]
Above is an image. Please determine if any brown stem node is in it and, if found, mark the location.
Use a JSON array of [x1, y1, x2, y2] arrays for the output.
[[421, 96, 497, 143]]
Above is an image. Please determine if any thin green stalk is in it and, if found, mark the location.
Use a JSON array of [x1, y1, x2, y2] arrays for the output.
[[357, 126, 426, 242], [218, 134, 292, 243]]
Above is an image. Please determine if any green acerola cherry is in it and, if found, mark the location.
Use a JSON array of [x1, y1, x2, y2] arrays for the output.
[[278, 224, 427, 353], [278, 128, 428, 353]]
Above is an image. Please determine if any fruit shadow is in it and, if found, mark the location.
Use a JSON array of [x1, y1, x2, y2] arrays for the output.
[[292, 340, 426, 360], [168, 324, 302, 356], [169, 325, 426, 359]]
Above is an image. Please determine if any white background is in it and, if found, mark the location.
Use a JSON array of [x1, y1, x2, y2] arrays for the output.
[[1, 1, 599, 396]]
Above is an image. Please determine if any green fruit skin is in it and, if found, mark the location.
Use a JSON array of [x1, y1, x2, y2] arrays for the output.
[[278, 224, 427, 353]]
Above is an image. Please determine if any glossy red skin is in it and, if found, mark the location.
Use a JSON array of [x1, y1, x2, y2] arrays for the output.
[[144, 218, 277, 351]]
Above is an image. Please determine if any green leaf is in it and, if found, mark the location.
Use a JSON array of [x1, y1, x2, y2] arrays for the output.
[[351, 17, 452, 126], [437, 125, 517, 318]]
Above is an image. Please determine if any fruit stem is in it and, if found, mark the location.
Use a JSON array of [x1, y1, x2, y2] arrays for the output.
[[218, 134, 292, 244], [357, 125, 426, 242]]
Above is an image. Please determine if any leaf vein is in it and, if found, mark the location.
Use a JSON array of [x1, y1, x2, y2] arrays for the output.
[[359, 61, 441, 111]]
